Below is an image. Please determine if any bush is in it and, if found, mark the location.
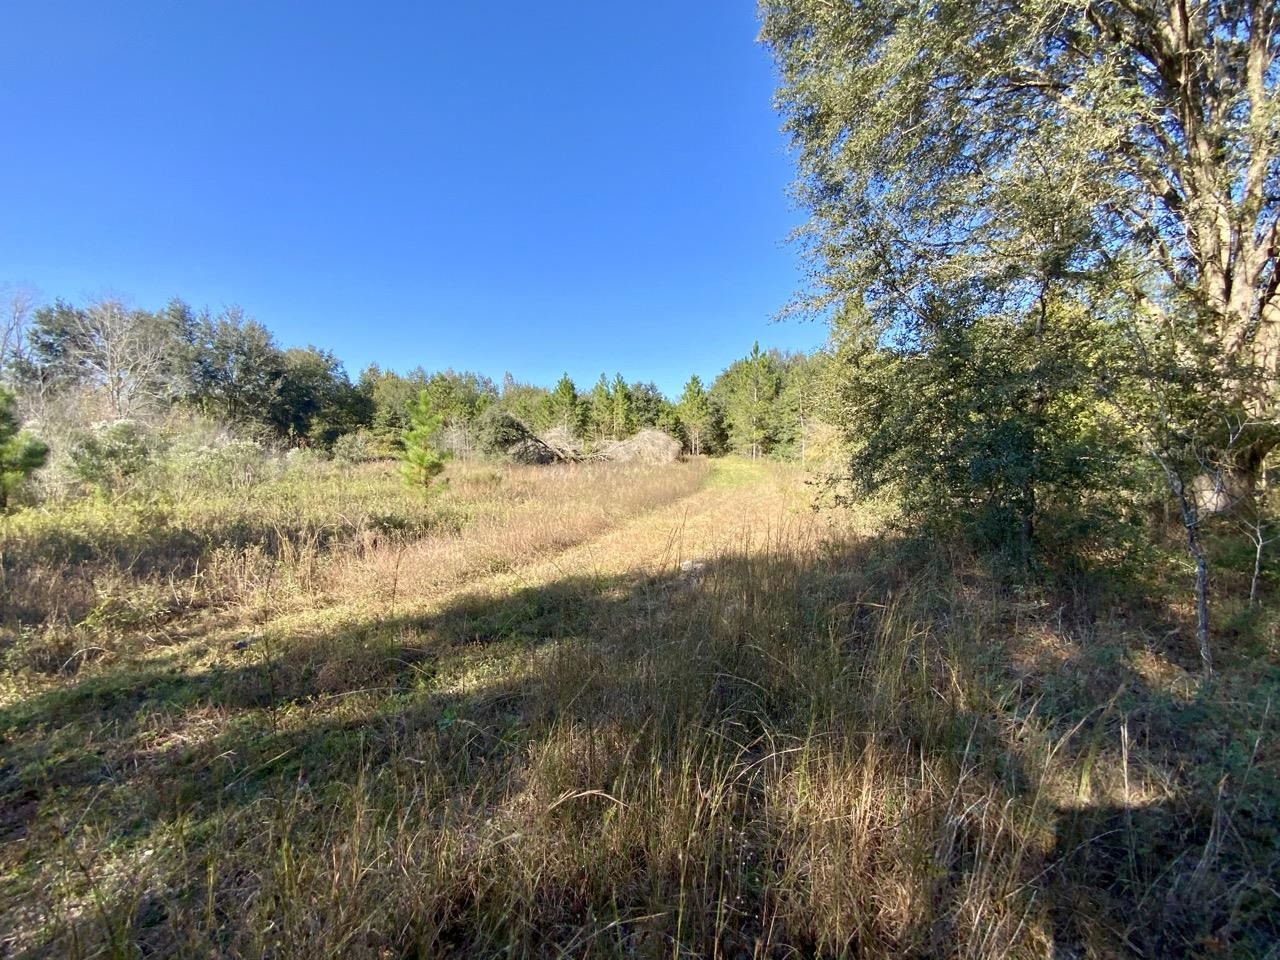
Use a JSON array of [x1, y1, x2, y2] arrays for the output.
[[67, 420, 160, 497], [0, 388, 49, 512], [167, 437, 278, 496], [332, 429, 386, 464], [284, 446, 330, 471], [476, 408, 534, 458]]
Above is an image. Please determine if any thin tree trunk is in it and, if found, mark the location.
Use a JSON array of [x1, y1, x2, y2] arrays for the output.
[[1250, 531, 1264, 607], [1192, 541, 1213, 675], [1172, 475, 1214, 676], [1021, 489, 1035, 570]]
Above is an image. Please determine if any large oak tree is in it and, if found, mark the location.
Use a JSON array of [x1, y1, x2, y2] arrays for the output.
[[761, 0, 1277, 461]]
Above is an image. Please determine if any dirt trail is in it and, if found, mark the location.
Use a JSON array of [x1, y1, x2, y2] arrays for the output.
[[256, 461, 809, 643], [497, 462, 809, 589]]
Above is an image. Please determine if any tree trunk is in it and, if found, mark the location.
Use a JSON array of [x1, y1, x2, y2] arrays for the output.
[[1250, 532, 1264, 607], [1191, 537, 1213, 676], [1172, 472, 1215, 676], [1020, 488, 1035, 571]]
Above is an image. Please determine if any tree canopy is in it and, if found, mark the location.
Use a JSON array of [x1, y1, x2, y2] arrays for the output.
[[761, 0, 1277, 378]]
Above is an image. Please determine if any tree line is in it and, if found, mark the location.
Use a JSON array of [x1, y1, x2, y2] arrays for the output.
[[0, 289, 839, 504]]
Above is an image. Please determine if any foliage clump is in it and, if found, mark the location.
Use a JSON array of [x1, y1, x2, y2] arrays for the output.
[[66, 420, 160, 497], [0, 388, 48, 511]]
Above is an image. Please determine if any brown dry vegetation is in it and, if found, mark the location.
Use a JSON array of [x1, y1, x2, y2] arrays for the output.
[[1, 458, 1276, 958]]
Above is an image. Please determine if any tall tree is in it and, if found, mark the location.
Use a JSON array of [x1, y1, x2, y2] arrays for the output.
[[0, 285, 36, 385], [628, 381, 670, 430], [417, 370, 498, 459], [498, 372, 548, 428], [713, 343, 781, 459], [363, 365, 428, 438], [185, 307, 286, 426], [760, 0, 1279, 484], [762, 0, 1278, 657], [19, 298, 180, 416], [776, 352, 829, 465], [588, 374, 613, 443], [271, 347, 370, 447], [542, 373, 585, 435], [676, 375, 713, 456], [610, 373, 633, 440]]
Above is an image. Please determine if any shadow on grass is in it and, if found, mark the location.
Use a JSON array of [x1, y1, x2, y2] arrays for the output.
[[1, 541, 1276, 958]]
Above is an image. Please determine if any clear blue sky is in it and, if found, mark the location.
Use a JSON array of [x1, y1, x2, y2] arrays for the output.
[[0, 1, 822, 396]]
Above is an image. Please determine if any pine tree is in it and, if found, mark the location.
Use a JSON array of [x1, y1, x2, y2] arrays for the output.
[[676, 375, 712, 455], [398, 389, 448, 494], [714, 343, 780, 459], [588, 374, 612, 443], [0, 387, 48, 512], [610, 374, 632, 440], [776, 353, 828, 464], [543, 373, 584, 435]]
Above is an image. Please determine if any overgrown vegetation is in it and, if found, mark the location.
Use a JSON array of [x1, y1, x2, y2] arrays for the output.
[[2, 461, 1276, 958], [761, 0, 1279, 670], [1, 287, 835, 476], [0, 387, 47, 511], [0, 0, 1276, 955]]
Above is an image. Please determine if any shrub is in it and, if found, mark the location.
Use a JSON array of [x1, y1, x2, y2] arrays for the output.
[[66, 420, 159, 497], [0, 388, 49, 512], [167, 437, 278, 496], [476, 407, 533, 458], [331, 429, 386, 464], [284, 446, 330, 471]]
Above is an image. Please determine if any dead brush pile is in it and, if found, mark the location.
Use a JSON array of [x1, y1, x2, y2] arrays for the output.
[[593, 427, 682, 464], [537, 426, 584, 461]]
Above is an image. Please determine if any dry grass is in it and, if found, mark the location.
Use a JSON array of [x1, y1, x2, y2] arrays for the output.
[[0, 459, 707, 675], [0, 458, 1276, 958]]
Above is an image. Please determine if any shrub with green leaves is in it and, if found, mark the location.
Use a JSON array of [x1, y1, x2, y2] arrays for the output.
[[832, 302, 1127, 565], [475, 407, 533, 458], [167, 437, 277, 497], [0, 388, 49, 512], [66, 420, 158, 498], [331, 428, 386, 464]]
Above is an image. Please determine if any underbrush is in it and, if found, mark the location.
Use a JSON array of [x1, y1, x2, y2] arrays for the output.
[[1, 469, 1274, 958]]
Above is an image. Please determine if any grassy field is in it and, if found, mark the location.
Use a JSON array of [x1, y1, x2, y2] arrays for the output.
[[1, 458, 1276, 958]]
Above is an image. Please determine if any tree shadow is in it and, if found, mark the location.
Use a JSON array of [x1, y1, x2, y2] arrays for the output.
[[2, 541, 1275, 958]]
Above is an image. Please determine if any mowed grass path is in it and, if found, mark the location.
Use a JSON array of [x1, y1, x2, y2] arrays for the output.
[[259, 457, 800, 636], [3, 458, 1276, 959], [1, 458, 817, 957]]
